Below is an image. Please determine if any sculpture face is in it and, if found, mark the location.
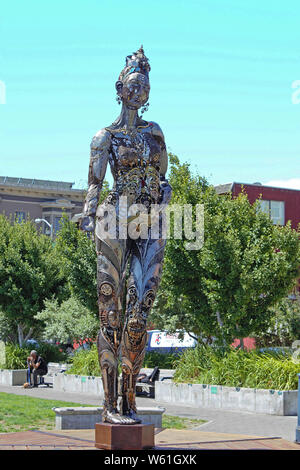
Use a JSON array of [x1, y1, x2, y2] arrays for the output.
[[119, 72, 150, 109]]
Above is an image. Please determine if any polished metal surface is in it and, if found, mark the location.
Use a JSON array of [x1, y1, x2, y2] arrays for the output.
[[81, 46, 172, 424]]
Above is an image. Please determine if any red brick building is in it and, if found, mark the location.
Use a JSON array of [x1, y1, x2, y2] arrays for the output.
[[215, 182, 300, 230], [215, 181, 300, 296], [215, 181, 300, 348]]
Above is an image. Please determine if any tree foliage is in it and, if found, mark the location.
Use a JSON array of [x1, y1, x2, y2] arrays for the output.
[[35, 296, 99, 346], [0, 215, 66, 345], [54, 179, 111, 316], [54, 215, 98, 315], [254, 294, 300, 347], [151, 155, 300, 346]]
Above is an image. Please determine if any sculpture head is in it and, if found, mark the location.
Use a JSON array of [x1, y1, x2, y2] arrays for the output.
[[116, 46, 150, 110]]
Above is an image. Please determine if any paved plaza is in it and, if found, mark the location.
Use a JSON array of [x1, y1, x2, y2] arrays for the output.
[[0, 428, 299, 450]]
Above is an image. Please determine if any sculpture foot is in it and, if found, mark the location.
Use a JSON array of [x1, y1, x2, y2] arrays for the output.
[[102, 409, 137, 425], [123, 409, 141, 424]]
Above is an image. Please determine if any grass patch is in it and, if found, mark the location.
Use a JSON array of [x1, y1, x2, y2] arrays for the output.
[[0, 393, 206, 433], [162, 415, 206, 430], [0, 392, 91, 433]]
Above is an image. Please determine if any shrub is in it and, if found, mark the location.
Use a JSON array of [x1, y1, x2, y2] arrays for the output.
[[2, 344, 31, 369], [35, 342, 67, 364], [66, 345, 101, 377], [143, 351, 180, 369], [65, 347, 181, 377], [1, 343, 67, 369], [173, 345, 300, 390]]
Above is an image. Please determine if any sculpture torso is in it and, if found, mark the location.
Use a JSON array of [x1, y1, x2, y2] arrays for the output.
[[105, 122, 164, 207]]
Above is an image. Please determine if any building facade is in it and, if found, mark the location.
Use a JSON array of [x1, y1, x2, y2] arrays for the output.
[[215, 181, 300, 294], [215, 182, 300, 230], [0, 176, 85, 237]]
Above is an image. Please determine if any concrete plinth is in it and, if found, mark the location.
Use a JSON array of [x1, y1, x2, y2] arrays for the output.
[[52, 406, 165, 430]]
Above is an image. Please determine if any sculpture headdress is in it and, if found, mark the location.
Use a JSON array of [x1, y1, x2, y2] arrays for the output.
[[118, 45, 151, 82]]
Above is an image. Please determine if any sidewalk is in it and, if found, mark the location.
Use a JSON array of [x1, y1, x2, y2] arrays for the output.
[[1, 428, 299, 450], [0, 384, 297, 443]]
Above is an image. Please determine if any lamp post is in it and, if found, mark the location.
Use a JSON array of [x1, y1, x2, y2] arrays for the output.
[[35, 218, 53, 239]]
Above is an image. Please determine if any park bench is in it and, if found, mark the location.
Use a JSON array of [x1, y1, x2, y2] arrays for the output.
[[135, 366, 160, 398], [39, 362, 68, 387], [135, 367, 174, 398]]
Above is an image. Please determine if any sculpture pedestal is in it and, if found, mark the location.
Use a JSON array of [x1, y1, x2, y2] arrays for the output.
[[95, 422, 154, 450]]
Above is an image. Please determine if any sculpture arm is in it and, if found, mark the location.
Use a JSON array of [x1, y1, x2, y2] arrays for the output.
[[81, 129, 111, 231], [151, 121, 168, 177], [151, 122, 172, 204]]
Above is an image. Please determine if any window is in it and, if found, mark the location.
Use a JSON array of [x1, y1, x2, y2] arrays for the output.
[[270, 201, 285, 225], [257, 200, 269, 216], [257, 200, 285, 225], [54, 216, 63, 235], [15, 211, 26, 223]]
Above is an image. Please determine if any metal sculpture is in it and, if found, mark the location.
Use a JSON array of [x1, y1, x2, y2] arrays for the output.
[[81, 46, 172, 424]]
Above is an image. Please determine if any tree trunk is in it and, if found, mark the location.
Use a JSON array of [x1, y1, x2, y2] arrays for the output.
[[17, 324, 24, 347], [235, 324, 244, 350], [17, 324, 33, 347], [216, 311, 227, 347], [24, 327, 33, 344]]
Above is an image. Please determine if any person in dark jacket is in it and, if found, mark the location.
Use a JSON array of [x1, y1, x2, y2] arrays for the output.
[[27, 350, 48, 387]]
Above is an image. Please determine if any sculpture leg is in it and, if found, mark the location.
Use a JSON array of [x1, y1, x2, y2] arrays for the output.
[[96, 236, 137, 424], [120, 235, 166, 421]]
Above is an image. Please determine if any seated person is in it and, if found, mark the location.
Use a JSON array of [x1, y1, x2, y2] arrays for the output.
[[27, 350, 48, 388]]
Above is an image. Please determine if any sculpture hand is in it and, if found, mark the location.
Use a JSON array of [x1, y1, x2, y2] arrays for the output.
[[80, 215, 95, 233], [160, 180, 172, 205]]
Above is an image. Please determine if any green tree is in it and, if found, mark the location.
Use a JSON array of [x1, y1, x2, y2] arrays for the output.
[[254, 294, 300, 347], [0, 215, 66, 346], [35, 296, 99, 346], [54, 181, 110, 315], [0, 311, 19, 344], [151, 156, 300, 347], [54, 215, 98, 315]]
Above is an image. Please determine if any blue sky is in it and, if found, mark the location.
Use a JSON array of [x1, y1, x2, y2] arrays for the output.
[[0, 0, 299, 189]]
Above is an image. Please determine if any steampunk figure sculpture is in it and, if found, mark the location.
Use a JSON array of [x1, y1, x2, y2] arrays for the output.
[[81, 46, 172, 425]]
